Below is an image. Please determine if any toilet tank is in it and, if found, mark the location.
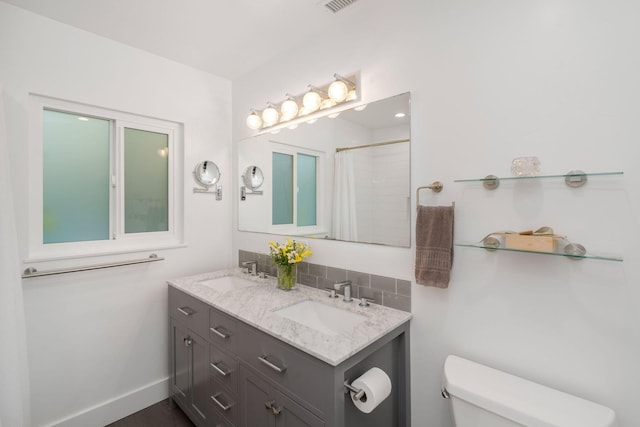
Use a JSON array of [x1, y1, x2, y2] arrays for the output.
[[443, 355, 617, 427]]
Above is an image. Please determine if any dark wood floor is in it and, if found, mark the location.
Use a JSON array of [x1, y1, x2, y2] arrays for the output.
[[105, 399, 194, 427]]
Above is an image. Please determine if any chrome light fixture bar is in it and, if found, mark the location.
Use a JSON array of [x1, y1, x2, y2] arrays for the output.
[[245, 73, 359, 132]]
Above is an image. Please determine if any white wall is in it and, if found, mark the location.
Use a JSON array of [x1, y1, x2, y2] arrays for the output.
[[0, 3, 232, 426], [233, 0, 640, 426]]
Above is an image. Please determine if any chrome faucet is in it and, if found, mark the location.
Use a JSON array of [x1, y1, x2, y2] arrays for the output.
[[242, 261, 258, 276], [334, 280, 353, 302]]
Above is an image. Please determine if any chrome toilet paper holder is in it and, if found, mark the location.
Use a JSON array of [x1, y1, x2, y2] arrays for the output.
[[344, 379, 366, 402]]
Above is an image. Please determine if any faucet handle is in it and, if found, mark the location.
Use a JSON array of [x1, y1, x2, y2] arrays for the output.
[[325, 288, 338, 298], [359, 297, 375, 307]]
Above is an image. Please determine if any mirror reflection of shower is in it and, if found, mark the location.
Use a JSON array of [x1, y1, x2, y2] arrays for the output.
[[332, 139, 410, 246]]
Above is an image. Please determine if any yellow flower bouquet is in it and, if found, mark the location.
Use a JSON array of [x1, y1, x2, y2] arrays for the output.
[[269, 239, 312, 290]]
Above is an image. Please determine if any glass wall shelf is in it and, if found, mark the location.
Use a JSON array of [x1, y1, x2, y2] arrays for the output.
[[454, 171, 623, 190], [455, 242, 623, 262]]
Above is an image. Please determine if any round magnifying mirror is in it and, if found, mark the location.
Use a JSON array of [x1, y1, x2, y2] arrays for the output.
[[242, 166, 264, 190], [194, 161, 220, 188]]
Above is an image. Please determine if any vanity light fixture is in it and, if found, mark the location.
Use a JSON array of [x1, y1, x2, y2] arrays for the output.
[[245, 72, 359, 132]]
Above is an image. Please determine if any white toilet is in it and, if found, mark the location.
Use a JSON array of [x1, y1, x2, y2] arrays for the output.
[[443, 355, 617, 427]]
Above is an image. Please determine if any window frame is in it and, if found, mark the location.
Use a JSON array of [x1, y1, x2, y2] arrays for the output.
[[27, 94, 184, 262], [268, 142, 325, 236]]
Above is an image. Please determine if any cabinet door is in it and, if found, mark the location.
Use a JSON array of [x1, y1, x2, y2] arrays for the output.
[[171, 319, 190, 405], [240, 366, 275, 427], [274, 391, 325, 427], [191, 331, 210, 424]]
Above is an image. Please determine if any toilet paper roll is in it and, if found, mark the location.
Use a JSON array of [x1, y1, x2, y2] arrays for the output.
[[350, 367, 392, 414]]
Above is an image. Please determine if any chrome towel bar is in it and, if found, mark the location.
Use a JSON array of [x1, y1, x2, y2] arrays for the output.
[[22, 253, 164, 279]]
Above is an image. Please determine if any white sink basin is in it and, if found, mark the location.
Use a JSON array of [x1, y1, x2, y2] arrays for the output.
[[274, 300, 367, 336], [198, 276, 257, 292]]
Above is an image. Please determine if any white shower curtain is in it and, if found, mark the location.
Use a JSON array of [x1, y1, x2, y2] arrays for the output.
[[0, 85, 31, 427], [331, 150, 358, 241]]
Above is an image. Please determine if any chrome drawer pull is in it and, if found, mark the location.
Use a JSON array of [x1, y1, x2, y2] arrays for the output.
[[210, 362, 230, 377], [211, 394, 231, 411], [210, 326, 231, 339], [177, 306, 194, 317], [183, 337, 192, 347], [258, 355, 287, 373]]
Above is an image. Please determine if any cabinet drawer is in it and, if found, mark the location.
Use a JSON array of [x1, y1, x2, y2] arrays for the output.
[[210, 308, 238, 354], [210, 346, 238, 394], [209, 378, 239, 427], [237, 323, 330, 415], [209, 409, 234, 427], [169, 286, 209, 338]]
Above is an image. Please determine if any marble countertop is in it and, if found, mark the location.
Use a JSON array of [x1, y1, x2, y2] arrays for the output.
[[167, 269, 412, 366]]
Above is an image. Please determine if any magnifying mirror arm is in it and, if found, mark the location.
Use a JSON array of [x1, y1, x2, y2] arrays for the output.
[[194, 184, 222, 200], [240, 185, 263, 201]]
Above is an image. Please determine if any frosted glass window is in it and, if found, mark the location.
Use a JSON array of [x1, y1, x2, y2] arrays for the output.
[[33, 95, 182, 261], [273, 152, 293, 225], [297, 153, 317, 226], [124, 128, 169, 233], [43, 110, 110, 244]]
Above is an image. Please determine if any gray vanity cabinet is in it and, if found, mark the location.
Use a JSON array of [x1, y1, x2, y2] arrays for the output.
[[240, 365, 324, 427], [169, 287, 211, 426], [207, 307, 241, 426], [169, 285, 411, 427]]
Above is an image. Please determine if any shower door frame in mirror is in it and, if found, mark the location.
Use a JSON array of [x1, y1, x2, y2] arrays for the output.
[[237, 92, 411, 248]]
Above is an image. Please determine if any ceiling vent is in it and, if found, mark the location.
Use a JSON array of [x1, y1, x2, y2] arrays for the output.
[[321, 0, 359, 13]]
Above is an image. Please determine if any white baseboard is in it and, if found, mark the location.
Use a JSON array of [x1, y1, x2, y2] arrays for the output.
[[48, 377, 170, 427]]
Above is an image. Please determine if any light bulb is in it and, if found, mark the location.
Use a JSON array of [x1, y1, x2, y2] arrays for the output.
[[246, 111, 262, 129], [303, 90, 321, 113], [262, 105, 279, 126], [280, 98, 299, 121], [328, 80, 348, 103], [346, 88, 357, 101], [321, 98, 336, 109], [298, 106, 310, 116]]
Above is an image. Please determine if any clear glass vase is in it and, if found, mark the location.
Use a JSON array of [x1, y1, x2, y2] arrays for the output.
[[276, 264, 297, 291]]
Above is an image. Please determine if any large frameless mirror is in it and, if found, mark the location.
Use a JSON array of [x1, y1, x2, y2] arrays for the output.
[[237, 92, 411, 247]]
